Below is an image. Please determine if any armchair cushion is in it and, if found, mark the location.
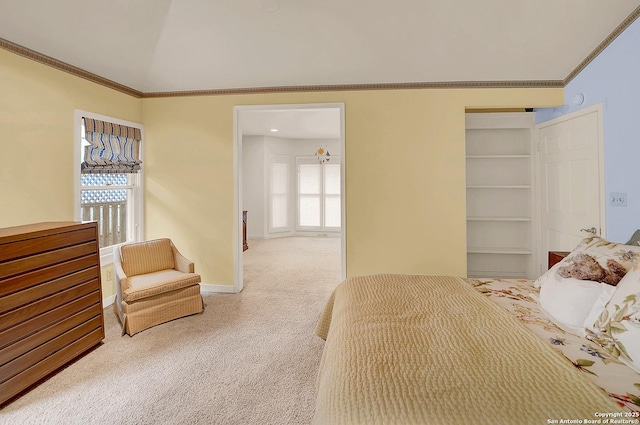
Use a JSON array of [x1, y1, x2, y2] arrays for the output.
[[124, 269, 202, 302], [120, 238, 175, 277]]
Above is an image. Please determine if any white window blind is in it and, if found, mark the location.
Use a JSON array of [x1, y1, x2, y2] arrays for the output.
[[298, 163, 321, 227], [297, 157, 341, 231], [324, 163, 341, 228]]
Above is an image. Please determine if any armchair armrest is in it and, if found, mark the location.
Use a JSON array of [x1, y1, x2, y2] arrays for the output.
[[171, 242, 195, 273], [113, 247, 129, 311]]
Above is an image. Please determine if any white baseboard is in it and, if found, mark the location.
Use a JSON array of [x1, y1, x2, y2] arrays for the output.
[[200, 283, 239, 293], [102, 294, 116, 308]]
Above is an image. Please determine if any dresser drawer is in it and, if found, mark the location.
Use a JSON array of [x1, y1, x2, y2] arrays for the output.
[[0, 327, 104, 403], [0, 266, 99, 314], [0, 315, 103, 383], [0, 242, 97, 279], [0, 291, 101, 349], [0, 303, 103, 366], [0, 226, 97, 263], [0, 279, 100, 331]]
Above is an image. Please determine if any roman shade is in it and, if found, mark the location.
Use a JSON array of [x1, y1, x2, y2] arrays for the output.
[[81, 117, 142, 174]]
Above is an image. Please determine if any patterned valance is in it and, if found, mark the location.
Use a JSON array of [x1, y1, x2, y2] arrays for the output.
[[81, 118, 142, 174]]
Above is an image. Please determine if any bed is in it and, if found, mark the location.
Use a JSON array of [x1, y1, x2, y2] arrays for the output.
[[313, 237, 640, 424]]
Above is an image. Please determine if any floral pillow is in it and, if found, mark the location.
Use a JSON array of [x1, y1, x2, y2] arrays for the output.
[[588, 264, 640, 374], [534, 236, 640, 335], [535, 236, 640, 289]]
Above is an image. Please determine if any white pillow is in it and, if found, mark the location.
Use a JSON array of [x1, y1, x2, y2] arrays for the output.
[[538, 276, 615, 336], [591, 265, 640, 373]]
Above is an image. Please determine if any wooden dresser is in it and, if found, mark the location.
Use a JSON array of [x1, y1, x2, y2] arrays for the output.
[[0, 221, 105, 405], [242, 210, 248, 251]]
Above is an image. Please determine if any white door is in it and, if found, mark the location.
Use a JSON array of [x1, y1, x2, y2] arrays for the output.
[[536, 104, 605, 273]]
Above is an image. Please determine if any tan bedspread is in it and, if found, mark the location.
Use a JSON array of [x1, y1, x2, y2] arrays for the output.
[[314, 274, 624, 425]]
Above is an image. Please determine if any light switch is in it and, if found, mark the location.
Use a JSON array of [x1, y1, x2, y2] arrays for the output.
[[610, 192, 627, 207]]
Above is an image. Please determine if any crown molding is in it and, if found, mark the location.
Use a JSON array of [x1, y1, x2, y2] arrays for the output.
[[141, 79, 564, 98], [1, 5, 639, 98], [0, 37, 143, 98], [564, 5, 640, 85]]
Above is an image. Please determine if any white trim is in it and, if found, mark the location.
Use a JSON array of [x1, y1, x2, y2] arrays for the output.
[[233, 110, 243, 292], [233, 103, 347, 293], [201, 283, 237, 293], [339, 105, 346, 281], [102, 293, 116, 308], [268, 154, 292, 233], [74, 109, 145, 259], [101, 250, 114, 266], [466, 112, 535, 129]]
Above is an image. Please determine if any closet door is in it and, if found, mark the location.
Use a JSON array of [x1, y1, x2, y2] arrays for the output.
[[466, 112, 536, 279]]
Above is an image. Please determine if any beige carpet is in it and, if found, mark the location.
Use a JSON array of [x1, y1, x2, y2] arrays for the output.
[[1, 237, 342, 425]]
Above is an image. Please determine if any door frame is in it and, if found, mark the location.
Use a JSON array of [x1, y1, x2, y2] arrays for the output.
[[233, 103, 346, 292], [535, 103, 605, 273]]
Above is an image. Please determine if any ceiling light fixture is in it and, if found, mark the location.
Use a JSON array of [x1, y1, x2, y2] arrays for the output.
[[315, 146, 331, 164], [270, 128, 278, 132]]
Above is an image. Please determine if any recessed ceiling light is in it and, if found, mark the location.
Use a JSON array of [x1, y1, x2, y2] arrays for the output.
[[270, 128, 278, 132]]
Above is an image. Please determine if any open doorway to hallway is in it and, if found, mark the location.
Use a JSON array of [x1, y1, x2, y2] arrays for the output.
[[234, 103, 345, 292]]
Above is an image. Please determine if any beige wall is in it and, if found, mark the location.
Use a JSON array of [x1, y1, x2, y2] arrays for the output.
[[0, 47, 564, 297], [143, 88, 563, 288], [0, 49, 142, 297]]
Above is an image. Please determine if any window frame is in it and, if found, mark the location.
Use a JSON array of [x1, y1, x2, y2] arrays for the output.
[[73, 110, 144, 265]]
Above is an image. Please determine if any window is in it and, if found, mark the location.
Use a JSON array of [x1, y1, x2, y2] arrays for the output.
[[297, 157, 341, 231], [74, 111, 144, 261], [80, 173, 138, 247]]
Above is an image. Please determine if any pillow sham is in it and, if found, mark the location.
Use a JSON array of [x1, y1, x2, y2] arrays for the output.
[[538, 277, 615, 336], [535, 236, 640, 289], [589, 264, 640, 374], [534, 236, 640, 335]]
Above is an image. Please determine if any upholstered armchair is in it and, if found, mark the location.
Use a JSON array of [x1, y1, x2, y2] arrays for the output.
[[113, 238, 204, 336]]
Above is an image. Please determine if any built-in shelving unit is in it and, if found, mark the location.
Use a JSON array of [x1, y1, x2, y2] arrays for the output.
[[465, 112, 536, 279]]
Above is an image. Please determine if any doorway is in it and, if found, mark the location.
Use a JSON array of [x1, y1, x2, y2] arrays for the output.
[[233, 103, 346, 292]]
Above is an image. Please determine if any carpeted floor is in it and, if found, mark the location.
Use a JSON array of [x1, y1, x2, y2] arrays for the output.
[[0, 237, 342, 425]]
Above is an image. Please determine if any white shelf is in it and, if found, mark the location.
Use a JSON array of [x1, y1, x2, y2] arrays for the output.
[[467, 216, 531, 222]]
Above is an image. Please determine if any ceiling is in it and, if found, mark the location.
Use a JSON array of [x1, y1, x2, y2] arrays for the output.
[[1, 0, 639, 95], [1, 1, 639, 139], [240, 107, 341, 139]]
